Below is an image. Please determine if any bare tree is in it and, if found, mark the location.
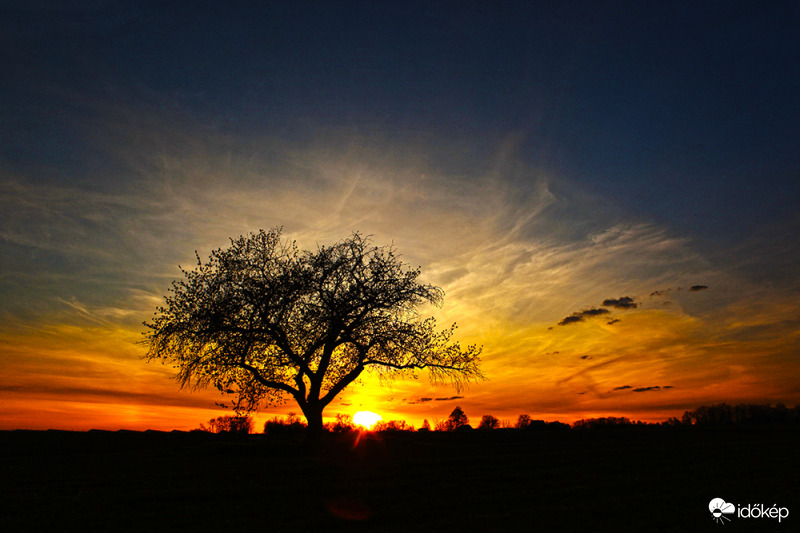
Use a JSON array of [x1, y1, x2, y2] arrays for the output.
[[144, 228, 483, 435]]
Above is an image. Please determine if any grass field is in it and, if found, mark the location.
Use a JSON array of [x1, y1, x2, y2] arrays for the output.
[[1, 427, 797, 531]]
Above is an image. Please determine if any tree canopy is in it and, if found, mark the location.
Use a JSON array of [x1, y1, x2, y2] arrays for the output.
[[143, 228, 483, 433]]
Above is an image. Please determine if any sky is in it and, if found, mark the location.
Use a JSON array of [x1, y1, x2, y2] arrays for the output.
[[2, 0, 799, 430]]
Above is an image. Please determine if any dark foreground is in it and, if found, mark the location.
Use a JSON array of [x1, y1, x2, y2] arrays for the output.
[[1, 427, 797, 532]]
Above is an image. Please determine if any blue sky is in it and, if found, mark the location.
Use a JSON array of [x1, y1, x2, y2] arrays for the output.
[[2, 1, 799, 429]]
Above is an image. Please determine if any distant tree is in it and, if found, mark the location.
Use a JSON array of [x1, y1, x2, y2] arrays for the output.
[[515, 414, 549, 431], [144, 228, 484, 435], [327, 413, 356, 433], [285, 411, 304, 427], [419, 419, 431, 432], [443, 406, 470, 431], [201, 415, 253, 435], [477, 414, 500, 430], [515, 414, 532, 429]]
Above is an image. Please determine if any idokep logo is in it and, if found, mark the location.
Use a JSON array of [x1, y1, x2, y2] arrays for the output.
[[709, 498, 790, 525]]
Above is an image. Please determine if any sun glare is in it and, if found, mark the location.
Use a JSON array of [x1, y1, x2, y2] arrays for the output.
[[352, 411, 381, 430]]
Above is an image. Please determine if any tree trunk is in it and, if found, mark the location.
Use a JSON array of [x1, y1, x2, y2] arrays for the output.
[[302, 402, 325, 437]]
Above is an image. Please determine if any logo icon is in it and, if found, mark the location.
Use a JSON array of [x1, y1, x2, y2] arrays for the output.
[[709, 498, 736, 524]]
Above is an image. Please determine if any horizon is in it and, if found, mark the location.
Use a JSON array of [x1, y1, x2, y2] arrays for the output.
[[2, 2, 800, 432], [5, 400, 798, 433]]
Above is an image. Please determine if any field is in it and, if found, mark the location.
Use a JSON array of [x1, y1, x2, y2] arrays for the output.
[[1, 427, 797, 532]]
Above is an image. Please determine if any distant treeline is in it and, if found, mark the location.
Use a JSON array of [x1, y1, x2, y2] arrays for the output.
[[196, 403, 800, 435], [669, 402, 800, 427], [574, 403, 800, 429]]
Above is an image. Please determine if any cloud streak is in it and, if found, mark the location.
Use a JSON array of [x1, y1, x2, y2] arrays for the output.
[[558, 308, 611, 326]]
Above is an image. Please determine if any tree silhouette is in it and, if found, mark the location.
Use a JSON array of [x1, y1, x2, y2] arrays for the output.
[[515, 414, 532, 429], [263, 412, 306, 434], [200, 415, 253, 434], [443, 406, 470, 431], [477, 414, 499, 430], [144, 228, 483, 434]]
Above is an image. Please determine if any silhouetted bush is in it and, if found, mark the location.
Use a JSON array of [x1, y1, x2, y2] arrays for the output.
[[263, 412, 307, 435]]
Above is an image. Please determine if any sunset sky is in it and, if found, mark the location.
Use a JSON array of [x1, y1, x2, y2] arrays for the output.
[[2, 1, 799, 431]]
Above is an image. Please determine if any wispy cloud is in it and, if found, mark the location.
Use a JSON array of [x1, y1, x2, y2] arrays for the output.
[[558, 308, 611, 326], [610, 385, 674, 393], [405, 396, 464, 405]]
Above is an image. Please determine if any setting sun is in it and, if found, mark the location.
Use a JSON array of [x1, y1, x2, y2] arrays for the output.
[[352, 411, 382, 430]]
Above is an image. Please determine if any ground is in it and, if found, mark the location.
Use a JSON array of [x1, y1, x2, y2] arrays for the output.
[[1, 427, 797, 531]]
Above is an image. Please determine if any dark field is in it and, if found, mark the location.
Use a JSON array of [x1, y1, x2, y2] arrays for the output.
[[1, 428, 797, 532]]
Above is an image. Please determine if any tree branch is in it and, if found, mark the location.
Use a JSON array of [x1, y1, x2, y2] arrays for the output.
[[362, 360, 464, 372], [320, 363, 364, 406], [238, 362, 299, 398]]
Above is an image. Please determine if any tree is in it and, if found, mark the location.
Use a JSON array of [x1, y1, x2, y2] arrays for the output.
[[515, 414, 532, 429], [477, 414, 499, 430], [443, 406, 470, 431], [327, 413, 356, 433], [144, 228, 483, 435]]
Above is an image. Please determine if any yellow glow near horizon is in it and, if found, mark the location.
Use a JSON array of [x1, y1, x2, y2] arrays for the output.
[[353, 411, 381, 430]]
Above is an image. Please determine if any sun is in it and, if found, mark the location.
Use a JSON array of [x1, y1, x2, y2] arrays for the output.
[[352, 411, 381, 430]]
